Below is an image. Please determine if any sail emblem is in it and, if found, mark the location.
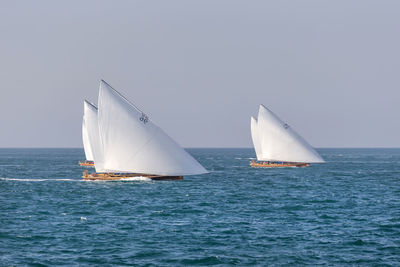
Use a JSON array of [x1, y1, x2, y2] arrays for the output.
[[283, 123, 290, 129], [139, 113, 149, 124]]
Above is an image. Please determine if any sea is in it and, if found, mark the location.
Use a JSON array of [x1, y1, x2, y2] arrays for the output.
[[0, 148, 399, 266]]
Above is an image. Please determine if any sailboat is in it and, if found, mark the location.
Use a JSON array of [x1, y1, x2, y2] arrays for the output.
[[82, 80, 208, 180], [79, 100, 97, 167], [250, 105, 324, 168]]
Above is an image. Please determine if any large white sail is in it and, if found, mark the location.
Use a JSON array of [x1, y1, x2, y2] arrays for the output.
[[255, 105, 324, 163], [97, 80, 208, 176], [250, 117, 262, 160], [82, 118, 94, 161], [83, 100, 105, 172]]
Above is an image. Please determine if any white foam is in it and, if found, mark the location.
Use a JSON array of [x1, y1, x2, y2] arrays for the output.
[[119, 176, 151, 181]]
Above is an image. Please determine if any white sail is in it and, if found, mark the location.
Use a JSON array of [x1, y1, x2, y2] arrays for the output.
[[82, 118, 94, 161], [97, 80, 208, 176], [250, 117, 262, 160], [83, 100, 105, 172], [256, 105, 324, 163]]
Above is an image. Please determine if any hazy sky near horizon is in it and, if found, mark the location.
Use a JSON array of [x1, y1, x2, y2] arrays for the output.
[[0, 0, 399, 148]]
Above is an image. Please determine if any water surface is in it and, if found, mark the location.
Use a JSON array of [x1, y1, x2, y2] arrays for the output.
[[0, 148, 399, 265]]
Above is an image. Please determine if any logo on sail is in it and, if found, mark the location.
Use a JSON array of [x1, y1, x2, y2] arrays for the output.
[[283, 123, 290, 129], [140, 113, 149, 124]]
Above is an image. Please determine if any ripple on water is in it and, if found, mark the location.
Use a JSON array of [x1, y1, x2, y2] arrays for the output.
[[0, 148, 400, 265]]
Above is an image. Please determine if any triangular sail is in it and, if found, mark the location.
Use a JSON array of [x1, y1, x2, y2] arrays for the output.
[[250, 117, 262, 160], [82, 117, 94, 161], [256, 105, 324, 163], [97, 80, 208, 176], [83, 100, 105, 172]]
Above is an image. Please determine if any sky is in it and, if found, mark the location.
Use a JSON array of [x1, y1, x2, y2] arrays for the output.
[[0, 0, 399, 148]]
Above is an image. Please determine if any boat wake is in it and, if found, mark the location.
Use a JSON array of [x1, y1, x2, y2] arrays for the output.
[[0, 177, 78, 182], [119, 176, 152, 181], [0, 177, 152, 182]]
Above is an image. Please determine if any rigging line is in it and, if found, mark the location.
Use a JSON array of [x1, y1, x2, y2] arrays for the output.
[[84, 99, 98, 110], [100, 79, 150, 121]]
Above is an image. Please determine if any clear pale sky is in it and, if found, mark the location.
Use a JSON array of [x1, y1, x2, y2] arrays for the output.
[[0, 1, 399, 148]]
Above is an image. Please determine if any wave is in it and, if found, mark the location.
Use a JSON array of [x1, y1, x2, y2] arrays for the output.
[[84, 176, 151, 182], [0, 176, 152, 182], [119, 176, 151, 181], [0, 177, 77, 182]]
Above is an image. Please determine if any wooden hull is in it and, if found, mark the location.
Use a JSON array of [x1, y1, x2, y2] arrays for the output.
[[250, 160, 310, 168], [79, 161, 94, 167], [82, 170, 183, 181]]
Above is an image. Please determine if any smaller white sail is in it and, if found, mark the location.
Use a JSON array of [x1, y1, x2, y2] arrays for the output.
[[83, 100, 105, 172], [250, 117, 262, 160], [82, 118, 94, 161], [254, 105, 324, 163]]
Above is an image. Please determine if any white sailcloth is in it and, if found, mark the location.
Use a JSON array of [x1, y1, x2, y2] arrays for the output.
[[253, 105, 324, 163], [250, 117, 262, 160], [83, 100, 105, 172], [82, 117, 94, 161], [97, 80, 208, 176]]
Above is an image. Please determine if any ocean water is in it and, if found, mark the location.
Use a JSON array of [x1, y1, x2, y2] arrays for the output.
[[0, 148, 399, 266]]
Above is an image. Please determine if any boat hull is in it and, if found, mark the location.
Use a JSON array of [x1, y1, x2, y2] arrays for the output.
[[250, 160, 310, 168], [79, 161, 94, 167], [82, 171, 183, 181]]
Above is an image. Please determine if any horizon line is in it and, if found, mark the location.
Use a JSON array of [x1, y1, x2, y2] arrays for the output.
[[0, 147, 399, 149]]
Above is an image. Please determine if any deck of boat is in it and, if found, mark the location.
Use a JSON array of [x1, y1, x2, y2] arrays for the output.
[[79, 161, 94, 167], [82, 171, 183, 181], [250, 160, 310, 168]]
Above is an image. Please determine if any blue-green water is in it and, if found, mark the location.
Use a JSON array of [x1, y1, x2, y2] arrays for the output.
[[0, 148, 399, 266]]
